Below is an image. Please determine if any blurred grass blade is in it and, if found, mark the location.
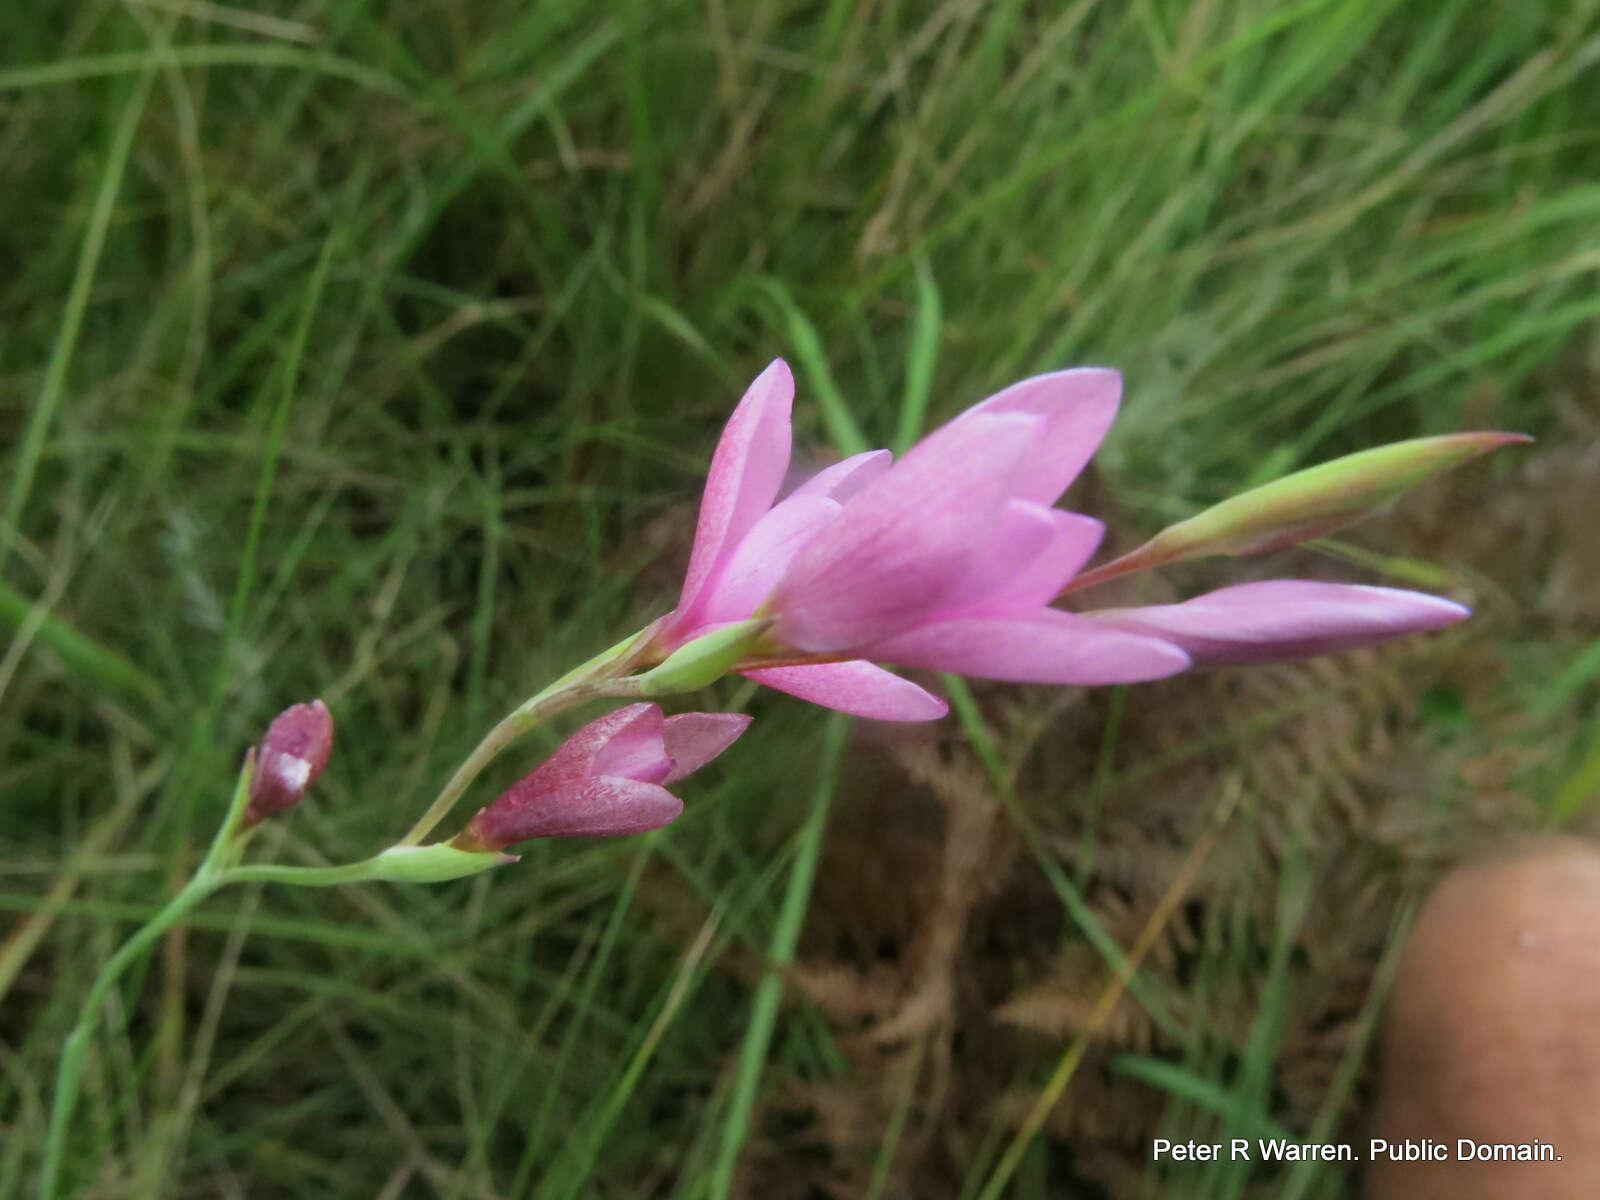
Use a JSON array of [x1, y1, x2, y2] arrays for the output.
[[1550, 716, 1600, 825], [894, 254, 942, 454], [708, 714, 846, 1200], [0, 580, 163, 707], [747, 277, 868, 455], [0, 46, 412, 97], [1107, 1054, 1295, 1142]]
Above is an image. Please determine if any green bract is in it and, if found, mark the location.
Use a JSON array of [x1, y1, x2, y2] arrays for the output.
[[628, 618, 772, 696], [1068, 432, 1529, 592], [369, 843, 515, 883]]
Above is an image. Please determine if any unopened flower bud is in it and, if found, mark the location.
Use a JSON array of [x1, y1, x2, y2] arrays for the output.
[[246, 699, 334, 825], [453, 703, 750, 852]]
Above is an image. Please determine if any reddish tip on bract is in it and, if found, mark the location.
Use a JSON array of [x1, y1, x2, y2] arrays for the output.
[[245, 699, 334, 825]]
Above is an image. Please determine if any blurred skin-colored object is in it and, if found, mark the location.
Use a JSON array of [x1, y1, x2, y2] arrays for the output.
[[1370, 837, 1600, 1198]]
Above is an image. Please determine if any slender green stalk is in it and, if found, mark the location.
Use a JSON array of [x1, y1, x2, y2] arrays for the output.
[[34, 849, 387, 1197], [222, 859, 392, 888], [36, 758, 260, 1197], [37, 874, 223, 1199], [396, 624, 658, 847], [398, 692, 577, 847], [395, 703, 566, 848], [41, 621, 665, 1192]]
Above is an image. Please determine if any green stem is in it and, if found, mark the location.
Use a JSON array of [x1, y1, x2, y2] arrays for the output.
[[38, 623, 664, 1194], [395, 624, 658, 847], [222, 859, 388, 888], [37, 757, 259, 1198], [201, 752, 258, 874], [394, 684, 591, 847], [37, 872, 222, 1199]]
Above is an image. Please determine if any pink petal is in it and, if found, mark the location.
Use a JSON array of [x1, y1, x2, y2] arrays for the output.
[[790, 449, 894, 503], [1002, 511, 1105, 607], [677, 360, 795, 615], [690, 494, 842, 627], [590, 705, 672, 784], [951, 368, 1121, 506], [866, 608, 1191, 684], [742, 661, 948, 721], [470, 776, 683, 844], [772, 413, 1041, 652], [932, 499, 1059, 613], [661, 712, 754, 783], [529, 703, 659, 790], [1085, 581, 1470, 665]]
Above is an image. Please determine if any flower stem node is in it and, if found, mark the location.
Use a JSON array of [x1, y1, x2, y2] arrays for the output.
[[369, 843, 517, 884]]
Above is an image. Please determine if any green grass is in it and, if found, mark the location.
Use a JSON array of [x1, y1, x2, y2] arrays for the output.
[[3, 1, 1599, 1196]]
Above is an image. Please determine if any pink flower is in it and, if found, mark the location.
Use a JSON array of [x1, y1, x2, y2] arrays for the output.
[[246, 700, 335, 825], [655, 359, 1474, 722], [454, 704, 750, 850], [766, 371, 1192, 689], [652, 360, 938, 721]]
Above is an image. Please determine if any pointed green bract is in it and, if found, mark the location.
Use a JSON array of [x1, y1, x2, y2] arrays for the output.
[[629, 618, 772, 696], [1067, 432, 1529, 591], [369, 843, 515, 884]]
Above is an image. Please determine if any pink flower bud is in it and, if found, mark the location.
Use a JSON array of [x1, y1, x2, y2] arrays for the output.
[[454, 703, 750, 851], [246, 699, 335, 825]]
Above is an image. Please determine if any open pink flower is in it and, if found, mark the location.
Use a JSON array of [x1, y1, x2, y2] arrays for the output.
[[655, 359, 1474, 722], [455, 704, 750, 850], [765, 371, 1192, 690], [651, 359, 935, 720]]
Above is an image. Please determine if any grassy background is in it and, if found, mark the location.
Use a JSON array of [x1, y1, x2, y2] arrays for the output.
[[3, 1, 1599, 1196]]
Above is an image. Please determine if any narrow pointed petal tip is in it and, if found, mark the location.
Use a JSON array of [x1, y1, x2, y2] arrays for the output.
[[743, 661, 948, 721], [956, 367, 1122, 506], [790, 449, 894, 503], [1004, 511, 1105, 608], [676, 359, 795, 615], [662, 712, 753, 783], [1086, 580, 1470, 666]]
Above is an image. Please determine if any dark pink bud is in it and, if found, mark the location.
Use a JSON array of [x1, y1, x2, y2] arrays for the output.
[[453, 704, 750, 852], [246, 699, 335, 824]]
